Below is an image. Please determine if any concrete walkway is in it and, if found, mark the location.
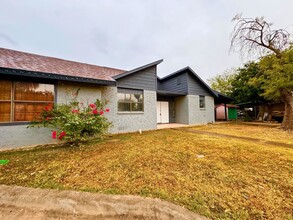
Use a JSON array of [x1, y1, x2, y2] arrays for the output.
[[0, 185, 209, 220], [157, 123, 189, 130]]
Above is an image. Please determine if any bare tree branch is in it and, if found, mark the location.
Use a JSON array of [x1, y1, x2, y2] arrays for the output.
[[230, 15, 291, 59]]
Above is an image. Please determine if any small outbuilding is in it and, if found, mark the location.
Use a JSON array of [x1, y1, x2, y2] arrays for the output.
[[215, 104, 239, 121]]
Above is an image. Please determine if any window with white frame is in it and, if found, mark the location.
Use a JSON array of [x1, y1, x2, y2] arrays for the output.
[[0, 80, 54, 123], [117, 88, 143, 112], [199, 95, 205, 109]]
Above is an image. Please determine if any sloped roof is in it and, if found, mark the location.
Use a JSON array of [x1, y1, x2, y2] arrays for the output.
[[213, 90, 233, 104], [158, 66, 217, 97], [113, 59, 163, 80], [0, 48, 125, 82]]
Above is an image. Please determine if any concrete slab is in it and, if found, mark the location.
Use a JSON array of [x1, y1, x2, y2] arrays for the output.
[[157, 123, 189, 130]]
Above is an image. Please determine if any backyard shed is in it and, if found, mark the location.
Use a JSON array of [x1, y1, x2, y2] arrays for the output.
[[215, 104, 238, 120]]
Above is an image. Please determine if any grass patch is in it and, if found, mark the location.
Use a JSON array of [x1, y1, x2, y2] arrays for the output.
[[190, 123, 293, 144], [0, 123, 292, 219]]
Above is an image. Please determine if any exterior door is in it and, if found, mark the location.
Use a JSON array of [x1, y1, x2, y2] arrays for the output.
[[157, 101, 169, 123]]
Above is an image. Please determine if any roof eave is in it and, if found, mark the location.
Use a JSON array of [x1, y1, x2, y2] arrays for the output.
[[0, 67, 116, 86], [113, 59, 163, 80], [156, 89, 187, 96]]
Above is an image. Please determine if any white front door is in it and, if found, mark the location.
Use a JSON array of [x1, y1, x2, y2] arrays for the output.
[[157, 101, 169, 123]]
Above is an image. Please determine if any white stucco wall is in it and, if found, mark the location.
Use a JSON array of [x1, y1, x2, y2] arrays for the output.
[[188, 95, 215, 125], [0, 126, 58, 150], [175, 96, 189, 124], [101, 86, 157, 133], [172, 95, 215, 125], [0, 82, 102, 150], [57, 82, 101, 104]]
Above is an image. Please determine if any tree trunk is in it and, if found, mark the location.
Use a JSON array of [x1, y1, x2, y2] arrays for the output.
[[281, 92, 293, 131], [257, 105, 265, 120]]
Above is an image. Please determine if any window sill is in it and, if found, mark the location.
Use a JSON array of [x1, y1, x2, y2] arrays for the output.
[[118, 111, 144, 115], [200, 108, 206, 110]]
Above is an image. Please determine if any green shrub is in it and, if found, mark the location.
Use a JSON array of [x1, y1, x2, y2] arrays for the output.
[[29, 91, 111, 145]]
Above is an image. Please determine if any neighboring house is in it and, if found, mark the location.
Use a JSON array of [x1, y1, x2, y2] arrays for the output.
[[215, 104, 238, 121], [0, 48, 218, 149]]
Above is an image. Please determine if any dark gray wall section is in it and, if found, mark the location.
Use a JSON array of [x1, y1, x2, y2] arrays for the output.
[[187, 74, 211, 96], [158, 72, 188, 93], [116, 66, 157, 91], [157, 80, 164, 90]]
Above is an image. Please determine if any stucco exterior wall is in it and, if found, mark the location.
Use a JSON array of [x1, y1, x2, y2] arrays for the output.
[[0, 126, 58, 150], [101, 86, 157, 133], [188, 95, 214, 125], [0, 83, 102, 150], [175, 96, 189, 124], [57, 82, 101, 104], [174, 95, 214, 125]]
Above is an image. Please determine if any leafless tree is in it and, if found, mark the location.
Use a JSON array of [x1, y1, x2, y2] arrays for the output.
[[230, 14, 291, 58]]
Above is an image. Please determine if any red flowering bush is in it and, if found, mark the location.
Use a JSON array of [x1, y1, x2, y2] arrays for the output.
[[30, 92, 111, 145]]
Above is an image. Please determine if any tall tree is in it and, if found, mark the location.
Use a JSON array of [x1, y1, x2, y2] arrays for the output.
[[231, 15, 293, 130], [231, 62, 266, 104], [209, 62, 266, 104], [255, 48, 293, 127], [208, 68, 236, 96]]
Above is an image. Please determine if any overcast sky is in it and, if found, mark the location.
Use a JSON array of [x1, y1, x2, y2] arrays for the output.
[[0, 0, 293, 82]]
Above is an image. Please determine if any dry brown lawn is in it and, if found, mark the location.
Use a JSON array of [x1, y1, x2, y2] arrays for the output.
[[0, 123, 292, 220], [191, 122, 293, 144]]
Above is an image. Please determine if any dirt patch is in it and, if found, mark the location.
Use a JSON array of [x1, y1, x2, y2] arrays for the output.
[[0, 185, 209, 220]]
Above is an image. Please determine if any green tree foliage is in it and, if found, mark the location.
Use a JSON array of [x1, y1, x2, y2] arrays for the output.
[[231, 62, 267, 104], [208, 68, 236, 96], [209, 63, 267, 104], [252, 47, 293, 101]]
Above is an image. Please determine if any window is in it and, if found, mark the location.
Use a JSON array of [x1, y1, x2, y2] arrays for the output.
[[117, 88, 143, 112], [0, 80, 54, 123], [199, 96, 205, 109]]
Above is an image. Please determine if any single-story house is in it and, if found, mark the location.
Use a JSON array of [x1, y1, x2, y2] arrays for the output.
[[0, 48, 219, 149]]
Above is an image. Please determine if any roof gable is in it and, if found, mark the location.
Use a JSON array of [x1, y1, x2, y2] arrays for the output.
[[113, 59, 163, 80], [159, 66, 217, 97]]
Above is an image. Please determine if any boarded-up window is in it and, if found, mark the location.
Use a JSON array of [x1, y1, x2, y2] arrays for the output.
[[0, 80, 54, 122]]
